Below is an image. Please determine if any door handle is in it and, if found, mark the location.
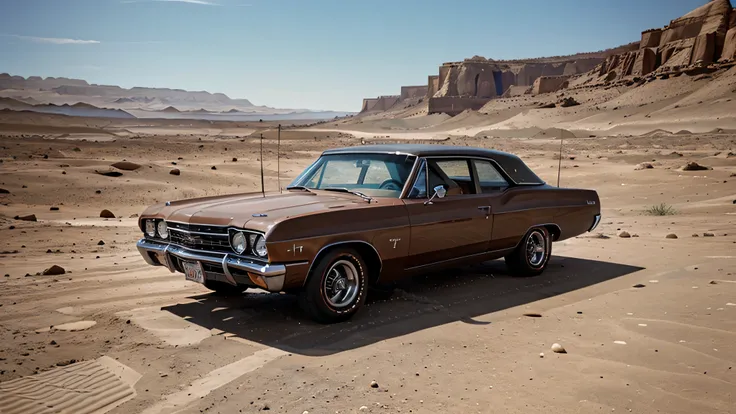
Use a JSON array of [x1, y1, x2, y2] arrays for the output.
[[477, 206, 490, 211]]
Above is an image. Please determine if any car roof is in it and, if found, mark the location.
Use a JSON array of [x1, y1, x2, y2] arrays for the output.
[[322, 144, 513, 159], [321, 144, 545, 185]]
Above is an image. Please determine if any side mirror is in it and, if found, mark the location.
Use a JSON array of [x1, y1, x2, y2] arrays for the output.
[[434, 185, 446, 198], [424, 185, 447, 205]]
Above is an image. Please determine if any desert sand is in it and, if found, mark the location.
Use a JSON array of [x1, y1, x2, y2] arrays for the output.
[[1, 91, 735, 414]]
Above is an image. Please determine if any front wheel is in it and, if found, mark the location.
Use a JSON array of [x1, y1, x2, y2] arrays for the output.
[[298, 248, 368, 324], [505, 227, 552, 277]]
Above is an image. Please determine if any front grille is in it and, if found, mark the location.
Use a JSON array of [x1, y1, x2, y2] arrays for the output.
[[167, 222, 232, 253]]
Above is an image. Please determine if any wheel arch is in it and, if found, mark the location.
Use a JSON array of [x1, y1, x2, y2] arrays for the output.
[[304, 240, 383, 287], [512, 223, 561, 249]]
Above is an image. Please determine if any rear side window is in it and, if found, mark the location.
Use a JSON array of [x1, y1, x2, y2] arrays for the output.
[[473, 160, 509, 193]]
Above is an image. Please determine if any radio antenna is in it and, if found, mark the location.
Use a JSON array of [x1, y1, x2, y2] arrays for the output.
[[260, 133, 265, 197], [556, 128, 563, 187], [277, 124, 282, 193]]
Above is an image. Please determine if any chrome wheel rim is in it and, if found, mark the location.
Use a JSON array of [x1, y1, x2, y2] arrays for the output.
[[324, 259, 360, 308], [526, 230, 546, 267]]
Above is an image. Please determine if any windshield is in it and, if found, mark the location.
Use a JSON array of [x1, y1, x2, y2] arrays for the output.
[[288, 153, 417, 198]]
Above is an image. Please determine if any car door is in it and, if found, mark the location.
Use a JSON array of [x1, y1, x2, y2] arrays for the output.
[[402, 157, 495, 269]]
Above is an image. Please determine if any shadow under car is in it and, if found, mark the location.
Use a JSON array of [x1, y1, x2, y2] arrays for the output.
[[161, 256, 644, 356]]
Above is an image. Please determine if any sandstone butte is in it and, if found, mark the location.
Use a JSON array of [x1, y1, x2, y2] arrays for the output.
[[360, 0, 736, 117]]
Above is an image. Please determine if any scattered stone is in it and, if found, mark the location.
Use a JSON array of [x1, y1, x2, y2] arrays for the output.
[[49, 340, 57, 345], [96, 170, 123, 177], [211, 166, 217, 170], [523, 312, 542, 318], [0, 188, 9, 194], [100, 209, 115, 219], [169, 169, 180, 176], [97, 240, 105, 246], [618, 231, 631, 238], [666, 233, 678, 239], [130, 213, 139, 218], [703, 232, 715, 237], [614, 341, 627, 345], [682, 162, 710, 171], [692, 233, 699, 237], [95, 190, 102, 194], [709, 280, 717, 285], [551, 343, 566, 354], [111, 161, 142, 171], [359, 407, 368, 412], [43, 265, 66, 276], [14, 214, 37, 222], [635, 162, 654, 170], [559, 97, 580, 107], [633, 284, 646, 288], [232, 157, 238, 162], [50, 206, 59, 211], [539, 352, 545, 358], [370, 380, 379, 388]]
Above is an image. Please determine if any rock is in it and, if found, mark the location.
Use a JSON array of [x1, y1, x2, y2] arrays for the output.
[[169, 169, 181, 176], [111, 161, 142, 171], [635, 162, 654, 170], [359, 407, 368, 412], [666, 233, 678, 239], [97, 240, 105, 246], [692, 233, 699, 237], [0, 188, 9, 194], [633, 283, 646, 288], [43, 265, 65, 276], [539, 102, 556, 109], [50, 206, 59, 211], [703, 232, 715, 237], [100, 209, 115, 219], [370, 380, 379, 388], [130, 213, 139, 218], [523, 312, 542, 317], [559, 97, 580, 107], [551, 343, 566, 353], [682, 162, 710, 171], [232, 157, 238, 162], [539, 352, 545, 358], [618, 231, 631, 238], [14, 214, 37, 222], [211, 166, 217, 170], [96, 170, 123, 177]]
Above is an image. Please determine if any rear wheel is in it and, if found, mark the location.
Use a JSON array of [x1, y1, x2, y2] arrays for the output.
[[505, 227, 551, 277], [203, 280, 248, 296], [299, 248, 368, 324]]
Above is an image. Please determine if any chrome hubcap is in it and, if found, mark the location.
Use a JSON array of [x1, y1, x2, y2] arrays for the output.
[[324, 259, 360, 308], [526, 230, 546, 267]]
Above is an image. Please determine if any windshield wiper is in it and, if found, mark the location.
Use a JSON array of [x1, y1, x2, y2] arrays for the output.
[[323, 187, 373, 203], [285, 185, 314, 193]]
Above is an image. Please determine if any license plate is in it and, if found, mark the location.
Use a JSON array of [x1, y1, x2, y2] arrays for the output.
[[182, 261, 205, 284]]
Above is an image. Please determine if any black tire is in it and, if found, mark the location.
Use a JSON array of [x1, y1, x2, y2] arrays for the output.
[[298, 248, 368, 324], [505, 226, 552, 277], [203, 280, 248, 296]]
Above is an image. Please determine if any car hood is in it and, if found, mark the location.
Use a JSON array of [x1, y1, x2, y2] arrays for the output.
[[141, 190, 373, 233]]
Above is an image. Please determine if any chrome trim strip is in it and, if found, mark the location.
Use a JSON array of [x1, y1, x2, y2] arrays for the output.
[[303, 240, 383, 287], [418, 155, 544, 186], [399, 156, 421, 199], [405, 248, 513, 271], [137, 239, 287, 285], [168, 228, 229, 237], [165, 220, 229, 228], [588, 214, 601, 232]]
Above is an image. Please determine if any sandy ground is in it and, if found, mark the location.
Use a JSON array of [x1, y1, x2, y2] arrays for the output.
[[1, 97, 736, 414]]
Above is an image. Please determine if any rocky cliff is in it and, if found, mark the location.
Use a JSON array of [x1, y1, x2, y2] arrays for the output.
[[596, 0, 734, 82]]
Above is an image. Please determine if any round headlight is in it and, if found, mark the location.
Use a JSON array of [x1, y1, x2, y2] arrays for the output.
[[231, 231, 246, 254], [253, 235, 268, 258], [157, 221, 168, 239], [145, 220, 156, 237]]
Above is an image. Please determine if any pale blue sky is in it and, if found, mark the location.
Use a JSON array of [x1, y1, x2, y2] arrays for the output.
[[1, 0, 708, 111]]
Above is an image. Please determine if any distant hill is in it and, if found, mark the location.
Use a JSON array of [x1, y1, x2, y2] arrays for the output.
[[0, 97, 135, 119], [0, 73, 354, 120]]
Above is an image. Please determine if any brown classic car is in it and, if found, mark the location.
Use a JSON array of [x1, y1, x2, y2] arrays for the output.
[[137, 144, 601, 323]]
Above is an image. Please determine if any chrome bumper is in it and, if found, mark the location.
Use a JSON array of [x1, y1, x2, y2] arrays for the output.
[[136, 238, 286, 291], [588, 214, 601, 232]]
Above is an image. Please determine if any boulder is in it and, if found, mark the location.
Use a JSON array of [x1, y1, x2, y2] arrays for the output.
[[100, 209, 115, 218], [14, 214, 37, 222], [43, 265, 66, 276], [169, 168, 181, 176], [111, 161, 142, 171], [682, 161, 710, 171]]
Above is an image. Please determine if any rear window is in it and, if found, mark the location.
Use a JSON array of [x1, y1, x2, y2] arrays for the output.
[[495, 155, 544, 185]]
